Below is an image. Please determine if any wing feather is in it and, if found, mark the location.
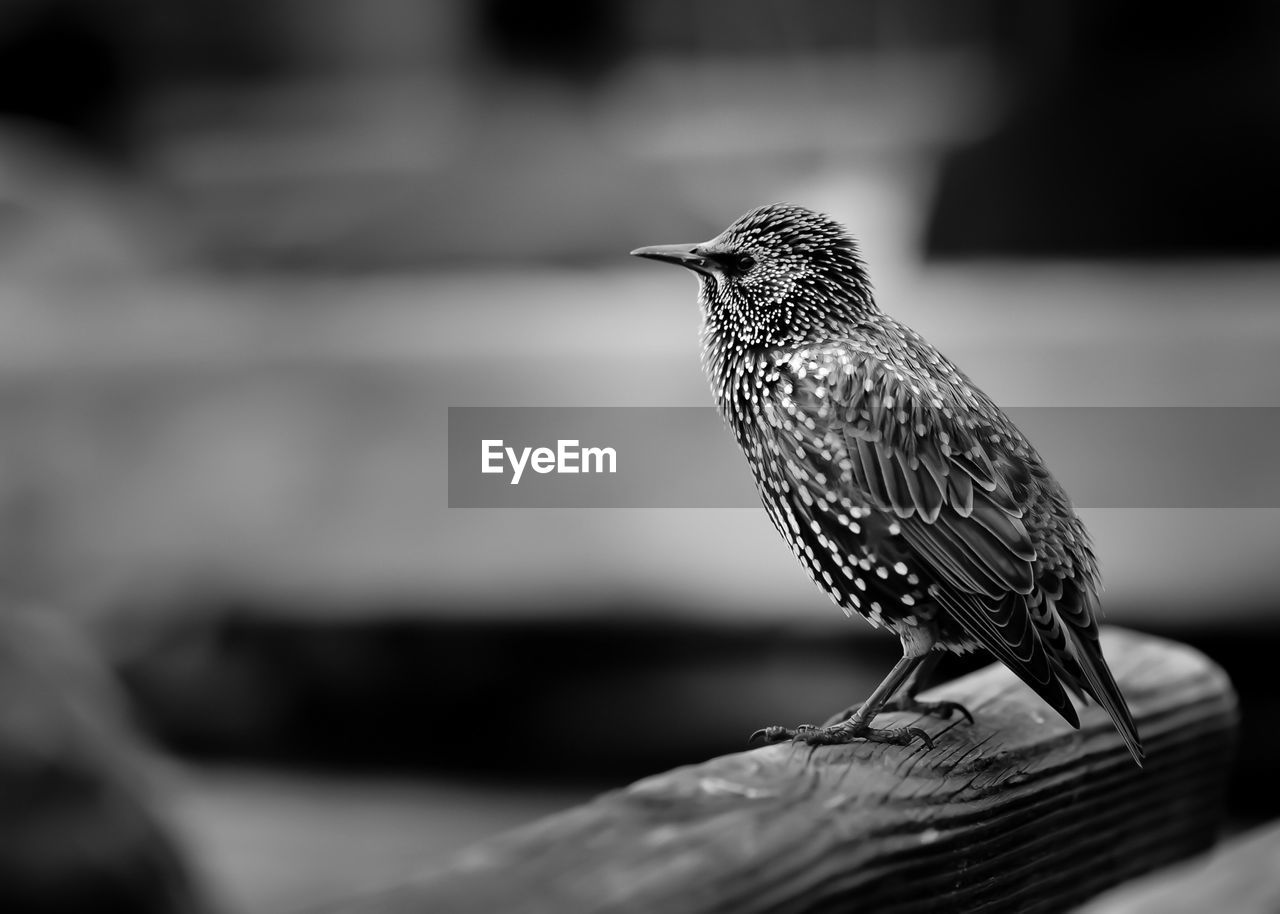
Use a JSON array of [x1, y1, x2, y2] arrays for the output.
[[967, 494, 1037, 562], [900, 454, 944, 522], [775, 343, 1070, 728], [768, 340, 1141, 757], [930, 588, 1079, 727], [875, 442, 916, 518], [948, 469, 974, 516]]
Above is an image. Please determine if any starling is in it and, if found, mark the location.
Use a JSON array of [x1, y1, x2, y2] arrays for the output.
[[632, 204, 1144, 765]]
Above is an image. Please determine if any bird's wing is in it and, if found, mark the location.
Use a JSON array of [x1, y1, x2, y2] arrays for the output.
[[766, 342, 1079, 726]]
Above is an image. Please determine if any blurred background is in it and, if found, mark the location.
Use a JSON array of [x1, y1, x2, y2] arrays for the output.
[[1, 1, 1278, 911]]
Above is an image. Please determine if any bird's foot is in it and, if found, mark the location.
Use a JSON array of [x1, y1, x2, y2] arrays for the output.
[[749, 721, 934, 750], [821, 696, 974, 728], [898, 698, 975, 725]]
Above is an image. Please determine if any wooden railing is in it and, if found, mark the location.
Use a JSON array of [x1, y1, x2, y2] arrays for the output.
[[316, 628, 1238, 913]]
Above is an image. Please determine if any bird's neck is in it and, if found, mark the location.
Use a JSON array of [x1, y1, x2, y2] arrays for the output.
[[700, 323, 753, 426], [699, 281, 878, 422]]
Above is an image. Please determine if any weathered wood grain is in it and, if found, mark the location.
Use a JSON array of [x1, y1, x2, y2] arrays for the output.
[[316, 628, 1237, 914], [1079, 819, 1280, 914]]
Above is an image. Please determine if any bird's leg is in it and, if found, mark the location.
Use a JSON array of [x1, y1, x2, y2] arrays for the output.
[[882, 652, 975, 724], [820, 653, 974, 727], [751, 649, 935, 749]]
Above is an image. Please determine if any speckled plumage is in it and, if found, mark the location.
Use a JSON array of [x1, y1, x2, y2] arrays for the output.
[[633, 203, 1144, 764]]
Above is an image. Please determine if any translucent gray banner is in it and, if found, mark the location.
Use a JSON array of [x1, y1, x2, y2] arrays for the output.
[[448, 407, 1280, 508]]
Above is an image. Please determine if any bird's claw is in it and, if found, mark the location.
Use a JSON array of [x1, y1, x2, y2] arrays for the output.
[[749, 722, 935, 750], [898, 727, 935, 749], [749, 724, 809, 745], [824, 698, 975, 728], [915, 700, 974, 725]]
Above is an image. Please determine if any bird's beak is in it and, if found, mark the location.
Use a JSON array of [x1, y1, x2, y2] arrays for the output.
[[630, 243, 716, 277]]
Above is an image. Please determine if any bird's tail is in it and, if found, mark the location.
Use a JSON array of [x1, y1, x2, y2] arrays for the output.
[[1063, 624, 1146, 767]]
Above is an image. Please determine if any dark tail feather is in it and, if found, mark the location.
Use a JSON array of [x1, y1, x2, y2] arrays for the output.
[[1065, 627, 1146, 766], [1048, 653, 1089, 704]]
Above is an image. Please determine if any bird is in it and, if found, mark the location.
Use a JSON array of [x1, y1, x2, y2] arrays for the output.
[[631, 203, 1144, 766]]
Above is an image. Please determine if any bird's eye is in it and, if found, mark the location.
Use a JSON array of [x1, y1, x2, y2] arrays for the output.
[[736, 254, 756, 272]]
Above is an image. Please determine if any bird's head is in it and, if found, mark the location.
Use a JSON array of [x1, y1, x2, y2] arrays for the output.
[[631, 203, 876, 348]]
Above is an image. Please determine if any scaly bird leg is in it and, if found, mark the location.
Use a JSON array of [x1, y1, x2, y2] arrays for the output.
[[820, 652, 974, 728], [751, 649, 936, 749]]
